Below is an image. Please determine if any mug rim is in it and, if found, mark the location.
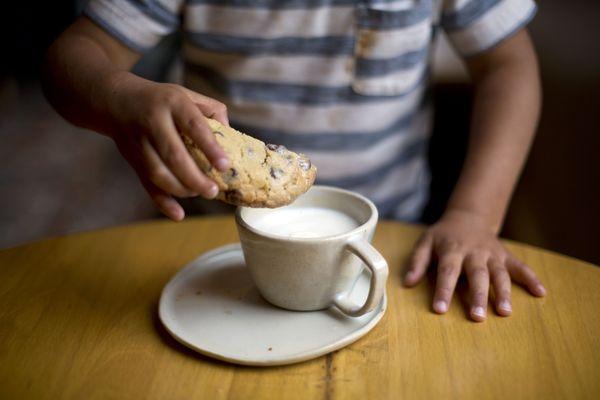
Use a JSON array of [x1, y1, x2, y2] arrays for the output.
[[235, 185, 379, 243]]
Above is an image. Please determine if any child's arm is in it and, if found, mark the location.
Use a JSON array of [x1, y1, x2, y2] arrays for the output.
[[404, 29, 546, 321], [42, 17, 230, 221]]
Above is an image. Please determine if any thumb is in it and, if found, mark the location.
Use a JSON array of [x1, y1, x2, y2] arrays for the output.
[[180, 87, 229, 126], [404, 232, 433, 286]]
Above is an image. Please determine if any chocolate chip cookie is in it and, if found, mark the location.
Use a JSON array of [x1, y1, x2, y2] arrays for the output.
[[183, 118, 317, 208]]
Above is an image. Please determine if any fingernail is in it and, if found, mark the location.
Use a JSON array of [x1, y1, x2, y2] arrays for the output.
[[171, 207, 184, 222], [434, 301, 447, 313], [207, 185, 219, 199], [499, 300, 512, 312], [536, 284, 547, 296], [403, 275, 414, 287], [214, 158, 230, 171], [472, 306, 486, 318]]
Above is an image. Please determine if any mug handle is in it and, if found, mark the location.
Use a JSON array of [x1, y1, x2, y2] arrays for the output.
[[333, 238, 389, 317]]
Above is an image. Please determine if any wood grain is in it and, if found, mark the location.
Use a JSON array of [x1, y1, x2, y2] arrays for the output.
[[0, 216, 599, 399]]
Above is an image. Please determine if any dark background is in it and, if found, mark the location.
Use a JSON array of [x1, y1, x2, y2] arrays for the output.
[[1, 1, 599, 264]]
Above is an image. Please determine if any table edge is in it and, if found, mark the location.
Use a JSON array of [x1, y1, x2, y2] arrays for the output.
[[0, 216, 597, 269]]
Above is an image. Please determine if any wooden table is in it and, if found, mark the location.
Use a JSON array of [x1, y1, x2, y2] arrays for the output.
[[1, 216, 599, 399]]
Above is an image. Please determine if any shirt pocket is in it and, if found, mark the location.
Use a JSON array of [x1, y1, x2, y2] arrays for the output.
[[352, 0, 433, 96]]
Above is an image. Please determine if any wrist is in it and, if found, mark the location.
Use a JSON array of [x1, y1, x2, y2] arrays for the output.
[[94, 70, 144, 136], [444, 185, 507, 234], [441, 206, 502, 234]]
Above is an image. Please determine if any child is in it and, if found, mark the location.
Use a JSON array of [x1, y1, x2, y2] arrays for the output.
[[42, 0, 546, 322]]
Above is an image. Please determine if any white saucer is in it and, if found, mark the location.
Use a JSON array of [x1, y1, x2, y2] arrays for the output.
[[159, 243, 387, 366]]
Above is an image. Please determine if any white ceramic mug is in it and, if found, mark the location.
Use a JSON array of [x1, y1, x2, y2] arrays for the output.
[[235, 185, 388, 317]]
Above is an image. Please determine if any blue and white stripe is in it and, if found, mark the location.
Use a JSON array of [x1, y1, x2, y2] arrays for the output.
[[442, 0, 537, 56], [185, 33, 355, 55], [184, 3, 355, 38], [84, 0, 538, 219], [183, 62, 426, 105], [85, 0, 176, 51]]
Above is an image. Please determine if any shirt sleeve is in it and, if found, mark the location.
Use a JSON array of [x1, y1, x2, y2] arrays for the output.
[[440, 0, 537, 57], [83, 0, 183, 53]]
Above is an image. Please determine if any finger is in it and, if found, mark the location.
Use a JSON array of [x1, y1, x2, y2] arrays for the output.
[[139, 176, 185, 221], [432, 252, 463, 314], [489, 259, 512, 316], [117, 141, 186, 221], [115, 135, 195, 199], [464, 254, 490, 322], [404, 233, 433, 286], [195, 101, 229, 126], [138, 138, 196, 198], [174, 103, 230, 172], [148, 116, 219, 199], [507, 257, 546, 297], [180, 87, 229, 126]]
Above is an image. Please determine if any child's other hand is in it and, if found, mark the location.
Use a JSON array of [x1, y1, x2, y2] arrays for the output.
[[403, 209, 546, 322], [106, 74, 230, 221]]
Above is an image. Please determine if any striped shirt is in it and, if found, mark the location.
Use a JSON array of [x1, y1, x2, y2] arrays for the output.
[[84, 0, 537, 220]]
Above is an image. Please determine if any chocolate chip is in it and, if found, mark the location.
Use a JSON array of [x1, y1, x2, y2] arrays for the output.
[[224, 189, 242, 202], [270, 167, 283, 179], [266, 143, 287, 155], [222, 168, 238, 182], [298, 158, 311, 171], [214, 131, 224, 137]]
